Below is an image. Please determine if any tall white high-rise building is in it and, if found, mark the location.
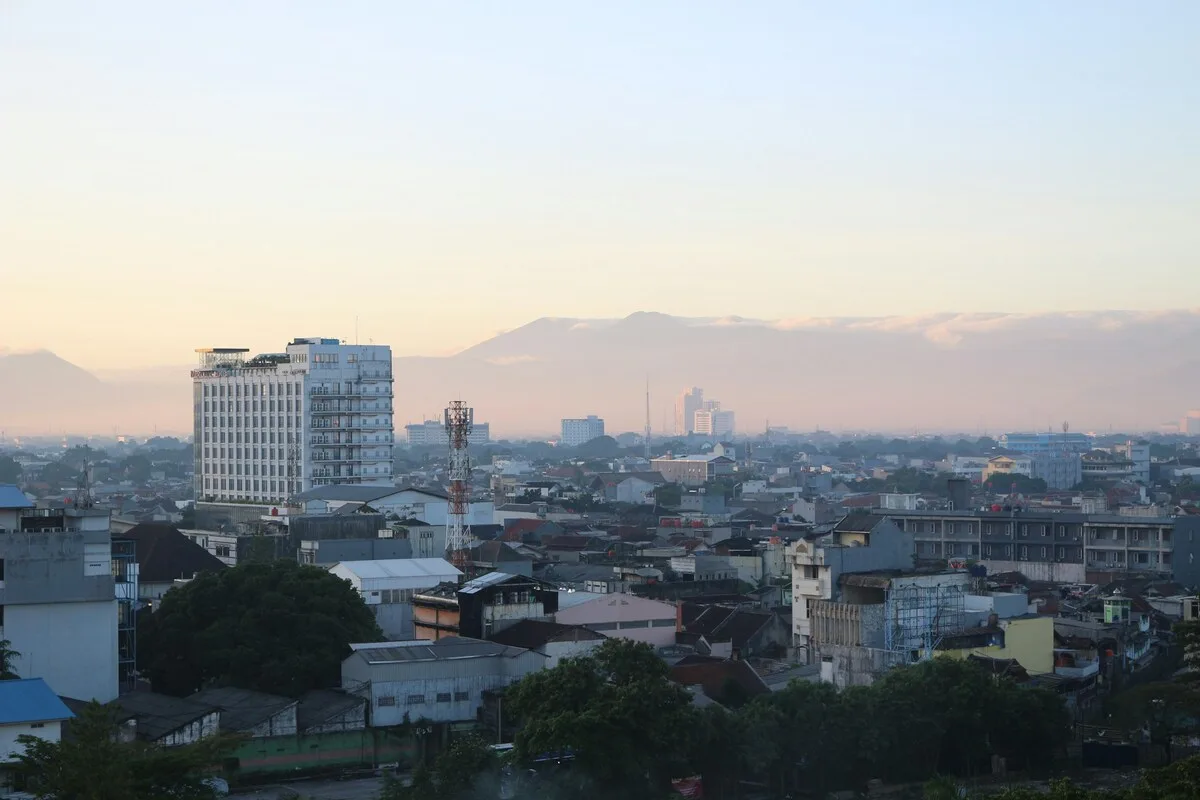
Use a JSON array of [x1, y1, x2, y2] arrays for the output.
[[192, 338, 394, 504], [561, 416, 605, 447], [675, 387, 704, 436]]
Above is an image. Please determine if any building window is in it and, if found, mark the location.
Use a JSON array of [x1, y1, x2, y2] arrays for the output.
[[406, 695, 425, 705], [436, 693, 452, 703], [984, 545, 992, 558], [454, 691, 469, 702], [377, 696, 396, 707]]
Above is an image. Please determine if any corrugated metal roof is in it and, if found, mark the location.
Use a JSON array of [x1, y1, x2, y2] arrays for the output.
[[0, 484, 34, 510], [352, 636, 530, 664], [0, 679, 74, 724], [459, 571, 518, 594], [331, 558, 461, 580]]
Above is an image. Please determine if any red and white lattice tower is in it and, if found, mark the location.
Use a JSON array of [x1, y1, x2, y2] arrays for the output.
[[443, 400, 474, 570]]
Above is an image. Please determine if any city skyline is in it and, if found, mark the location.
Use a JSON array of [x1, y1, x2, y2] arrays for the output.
[[4, 3, 1199, 369]]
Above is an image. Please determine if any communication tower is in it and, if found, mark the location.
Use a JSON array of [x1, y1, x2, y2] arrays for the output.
[[644, 377, 652, 460], [444, 400, 474, 569]]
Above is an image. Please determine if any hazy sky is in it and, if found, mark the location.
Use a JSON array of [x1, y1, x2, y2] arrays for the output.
[[3, 2, 1198, 369]]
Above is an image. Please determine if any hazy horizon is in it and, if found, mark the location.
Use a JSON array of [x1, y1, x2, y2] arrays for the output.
[[4, 3, 1199, 370]]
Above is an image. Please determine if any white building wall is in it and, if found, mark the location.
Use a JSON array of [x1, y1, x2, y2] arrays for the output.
[[193, 340, 393, 505], [0, 720, 63, 763], [5, 601, 118, 702], [560, 417, 605, 447], [541, 639, 605, 669]]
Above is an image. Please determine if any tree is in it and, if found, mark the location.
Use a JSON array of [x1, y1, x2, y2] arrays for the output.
[[0, 639, 21, 680], [17, 701, 236, 800], [379, 734, 498, 800], [137, 560, 382, 697], [504, 638, 695, 800], [0, 455, 22, 484]]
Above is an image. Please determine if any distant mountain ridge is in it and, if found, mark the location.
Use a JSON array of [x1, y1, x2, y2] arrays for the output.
[[3, 310, 1198, 436]]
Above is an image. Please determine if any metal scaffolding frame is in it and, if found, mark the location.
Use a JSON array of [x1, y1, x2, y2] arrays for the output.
[[884, 581, 965, 665]]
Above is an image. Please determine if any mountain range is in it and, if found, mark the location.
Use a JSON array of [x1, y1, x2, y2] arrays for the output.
[[2, 310, 1198, 438]]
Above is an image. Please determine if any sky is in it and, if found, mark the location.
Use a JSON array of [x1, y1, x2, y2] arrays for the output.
[[2, 2, 1198, 369]]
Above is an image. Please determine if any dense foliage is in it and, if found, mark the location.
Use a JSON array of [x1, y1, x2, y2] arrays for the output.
[[412, 642, 1071, 800], [137, 560, 382, 697], [16, 701, 237, 800]]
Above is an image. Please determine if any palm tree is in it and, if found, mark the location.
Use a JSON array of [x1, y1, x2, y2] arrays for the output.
[[0, 639, 21, 680]]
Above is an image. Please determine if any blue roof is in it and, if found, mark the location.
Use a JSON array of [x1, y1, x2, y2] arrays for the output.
[[0, 485, 33, 510], [0, 678, 75, 725]]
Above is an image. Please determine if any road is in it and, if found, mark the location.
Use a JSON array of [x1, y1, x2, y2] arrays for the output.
[[234, 776, 385, 800]]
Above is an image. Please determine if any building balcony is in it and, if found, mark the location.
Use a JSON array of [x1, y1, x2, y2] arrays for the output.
[[793, 578, 824, 597]]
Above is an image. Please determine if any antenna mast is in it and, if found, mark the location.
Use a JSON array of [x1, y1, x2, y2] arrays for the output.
[[444, 400, 474, 570], [644, 377, 652, 460]]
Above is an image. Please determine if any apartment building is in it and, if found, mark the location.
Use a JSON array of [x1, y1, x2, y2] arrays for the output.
[[675, 387, 704, 436], [191, 338, 394, 506], [405, 419, 491, 447], [694, 409, 735, 438], [0, 487, 118, 702], [999, 432, 1094, 456], [560, 416, 605, 447], [880, 508, 1200, 586]]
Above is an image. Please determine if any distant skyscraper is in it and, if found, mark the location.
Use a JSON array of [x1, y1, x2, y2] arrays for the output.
[[675, 387, 704, 436], [694, 409, 735, 438], [191, 338, 394, 505], [561, 416, 605, 447]]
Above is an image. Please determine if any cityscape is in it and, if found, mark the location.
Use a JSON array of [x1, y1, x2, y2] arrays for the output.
[[3, 4, 1200, 800]]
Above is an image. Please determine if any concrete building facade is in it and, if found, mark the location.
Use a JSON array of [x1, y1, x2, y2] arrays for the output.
[[560, 416, 605, 447], [405, 419, 491, 447], [191, 338, 394, 506], [0, 488, 118, 702]]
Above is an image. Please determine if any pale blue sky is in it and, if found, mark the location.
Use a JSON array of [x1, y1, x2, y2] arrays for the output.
[[2, 2, 1198, 367]]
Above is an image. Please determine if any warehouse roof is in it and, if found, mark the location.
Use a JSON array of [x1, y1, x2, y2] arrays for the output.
[[330, 558, 461, 581], [348, 636, 537, 664]]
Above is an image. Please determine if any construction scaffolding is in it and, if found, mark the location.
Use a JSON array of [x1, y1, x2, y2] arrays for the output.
[[884, 581, 965, 665]]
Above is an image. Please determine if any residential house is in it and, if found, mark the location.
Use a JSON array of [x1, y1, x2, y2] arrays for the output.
[[465, 540, 535, 577], [983, 456, 1035, 483], [110, 692, 220, 746], [412, 572, 560, 641], [341, 638, 546, 726], [290, 485, 495, 528], [181, 529, 292, 567], [488, 620, 607, 667], [189, 687, 298, 737], [589, 472, 666, 505], [0, 679, 74, 794], [668, 655, 771, 708], [681, 605, 791, 659], [328, 558, 462, 640], [553, 594, 680, 647], [121, 522, 228, 607], [650, 455, 736, 487]]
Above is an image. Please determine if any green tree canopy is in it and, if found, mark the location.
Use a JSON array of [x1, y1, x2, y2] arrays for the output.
[[137, 560, 382, 697], [0, 455, 22, 484], [0, 638, 21, 680], [504, 638, 694, 800], [17, 701, 237, 800]]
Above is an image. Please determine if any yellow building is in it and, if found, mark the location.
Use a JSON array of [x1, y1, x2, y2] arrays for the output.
[[938, 614, 1054, 675]]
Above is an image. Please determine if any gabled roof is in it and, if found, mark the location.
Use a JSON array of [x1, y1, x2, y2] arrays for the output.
[[297, 689, 365, 733], [669, 657, 770, 705], [684, 605, 777, 649], [470, 540, 533, 564], [0, 484, 34, 510], [0, 679, 74, 725], [488, 620, 606, 650], [111, 692, 218, 742], [121, 523, 227, 583], [189, 687, 296, 732], [834, 512, 885, 533]]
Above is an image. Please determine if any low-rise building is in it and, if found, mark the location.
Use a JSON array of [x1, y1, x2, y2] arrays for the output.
[[341, 638, 546, 726], [488, 620, 607, 667], [553, 593, 680, 647], [110, 692, 220, 746], [121, 522, 228, 607], [189, 687, 298, 737], [650, 455, 736, 487], [589, 472, 666, 505], [0, 679, 74, 793], [983, 456, 1034, 483], [328, 558, 462, 639], [413, 572, 560, 641], [790, 514, 915, 662]]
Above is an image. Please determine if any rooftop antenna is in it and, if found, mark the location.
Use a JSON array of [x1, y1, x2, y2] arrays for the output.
[[644, 376, 652, 460]]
